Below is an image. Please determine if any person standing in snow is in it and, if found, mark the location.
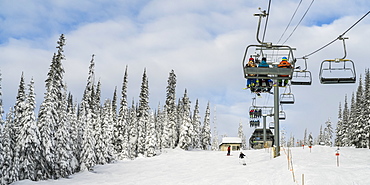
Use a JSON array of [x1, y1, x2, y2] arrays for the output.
[[239, 152, 246, 165], [227, 146, 231, 156]]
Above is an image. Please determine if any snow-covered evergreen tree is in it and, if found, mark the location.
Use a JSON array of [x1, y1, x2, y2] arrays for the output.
[[341, 95, 351, 146], [335, 102, 343, 147], [308, 132, 313, 146], [165, 70, 177, 149], [137, 69, 150, 156], [17, 78, 43, 181], [178, 89, 193, 150], [303, 128, 307, 147], [348, 92, 356, 147], [201, 102, 211, 150], [352, 76, 367, 148], [128, 99, 138, 159], [324, 118, 333, 147], [238, 121, 247, 150], [79, 55, 97, 171], [280, 129, 286, 147], [146, 112, 157, 156], [1, 108, 16, 184], [13, 73, 26, 181], [100, 99, 115, 164], [115, 66, 130, 159], [317, 125, 324, 145], [191, 99, 201, 149], [363, 69, 370, 149], [66, 93, 80, 173], [38, 34, 67, 179], [211, 107, 219, 151]]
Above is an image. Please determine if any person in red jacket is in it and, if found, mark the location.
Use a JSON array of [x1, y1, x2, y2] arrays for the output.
[[227, 145, 231, 156]]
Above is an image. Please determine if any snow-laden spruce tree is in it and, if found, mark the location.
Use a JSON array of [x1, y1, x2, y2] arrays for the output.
[[66, 93, 80, 173], [308, 132, 313, 146], [348, 92, 356, 146], [191, 99, 201, 149], [38, 34, 67, 179], [128, 99, 138, 159], [238, 121, 247, 150], [146, 111, 157, 156], [211, 107, 219, 151], [178, 89, 193, 150], [137, 69, 150, 156], [54, 83, 74, 179], [341, 95, 350, 146], [280, 129, 286, 147], [1, 108, 16, 184], [100, 99, 115, 164], [12, 73, 26, 181], [159, 106, 170, 151], [79, 55, 97, 171], [155, 104, 165, 151], [303, 128, 307, 147], [201, 102, 211, 150], [165, 70, 177, 149], [324, 118, 333, 147], [94, 80, 106, 165], [115, 65, 130, 159], [17, 78, 43, 181], [363, 69, 370, 149], [353, 76, 367, 148], [335, 102, 343, 147]]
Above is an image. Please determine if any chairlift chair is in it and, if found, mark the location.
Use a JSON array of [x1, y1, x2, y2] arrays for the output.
[[319, 36, 356, 84], [279, 110, 286, 120], [269, 122, 275, 129], [280, 93, 295, 104], [280, 85, 295, 104], [319, 59, 356, 84], [291, 58, 312, 85], [242, 10, 296, 81]]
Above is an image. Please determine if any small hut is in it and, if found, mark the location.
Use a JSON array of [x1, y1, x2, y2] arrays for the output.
[[219, 137, 242, 151]]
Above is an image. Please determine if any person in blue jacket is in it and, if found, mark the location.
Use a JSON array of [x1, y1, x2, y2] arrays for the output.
[[257, 57, 270, 89]]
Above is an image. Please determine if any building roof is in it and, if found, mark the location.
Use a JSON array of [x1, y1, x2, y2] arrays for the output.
[[220, 137, 242, 144]]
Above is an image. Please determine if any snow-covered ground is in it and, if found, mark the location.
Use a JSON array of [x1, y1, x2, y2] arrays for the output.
[[12, 146, 370, 185]]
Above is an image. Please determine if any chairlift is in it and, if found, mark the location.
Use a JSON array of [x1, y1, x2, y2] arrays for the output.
[[319, 59, 356, 84], [242, 10, 296, 80], [280, 85, 295, 104], [279, 110, 286, 120], [319, 37, 356, 84], [280, 93, 295, 104], [269, 122, 275, 129], [250, 120, 260, 127], [291, 57, 312, 85]]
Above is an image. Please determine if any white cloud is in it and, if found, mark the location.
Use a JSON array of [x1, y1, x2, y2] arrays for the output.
[[0, 0, 369, 141]]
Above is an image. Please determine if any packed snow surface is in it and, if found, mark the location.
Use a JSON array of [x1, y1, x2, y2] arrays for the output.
[[13, 146, 370, 185]]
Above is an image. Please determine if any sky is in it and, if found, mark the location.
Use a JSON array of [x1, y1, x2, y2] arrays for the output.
[[11, 146, 370, 185], [0, 0, 370, 142]]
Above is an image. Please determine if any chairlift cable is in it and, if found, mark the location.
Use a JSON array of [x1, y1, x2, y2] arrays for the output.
[[262, 0, 272, 43], [282, 0, 315, 45], [277, 0, 303, 44], [303, 10, 370, 58]]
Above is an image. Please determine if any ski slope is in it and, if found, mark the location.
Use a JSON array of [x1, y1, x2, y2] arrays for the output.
[[13, 146, 370, 185]]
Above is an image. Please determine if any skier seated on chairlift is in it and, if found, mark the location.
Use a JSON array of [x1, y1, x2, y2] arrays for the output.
[[277, 57, 292, 87], [246, 58, 257, 91], [257, 57, 272, 93]]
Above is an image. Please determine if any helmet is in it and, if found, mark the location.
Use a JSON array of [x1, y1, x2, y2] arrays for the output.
[[282, 57, 288, 61], [249, 58, 254, 61]]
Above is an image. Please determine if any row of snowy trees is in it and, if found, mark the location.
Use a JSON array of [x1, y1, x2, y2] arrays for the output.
[[336, 69, 370, 148], [0, 34, 213, 185]]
